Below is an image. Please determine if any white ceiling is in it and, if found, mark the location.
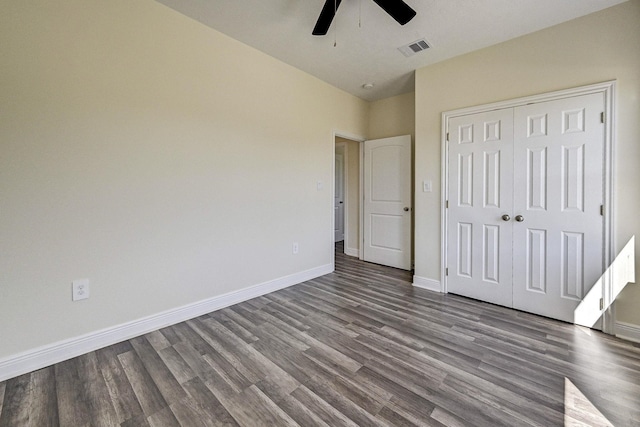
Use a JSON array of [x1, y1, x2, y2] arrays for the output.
[[155, 0, 627, 101]]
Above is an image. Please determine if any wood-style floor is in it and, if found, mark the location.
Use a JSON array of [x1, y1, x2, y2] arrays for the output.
[[1, 244, 639, 426]]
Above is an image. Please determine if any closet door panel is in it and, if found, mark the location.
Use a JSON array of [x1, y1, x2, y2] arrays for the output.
[[512, 93, 605, 325], [446, 109, 514, 307]]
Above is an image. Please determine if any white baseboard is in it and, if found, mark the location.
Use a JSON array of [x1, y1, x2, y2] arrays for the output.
[[0, 263, 332, 382], [344, 247, 360, 258], [412, 275, 443, 292], [615, 321, 640, 343]]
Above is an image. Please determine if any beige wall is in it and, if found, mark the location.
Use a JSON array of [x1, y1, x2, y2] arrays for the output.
[[369, 92, 415, 140], [335, 138, 361, 255], [0, 0, 368, 359], [415, 0, 640, 325]]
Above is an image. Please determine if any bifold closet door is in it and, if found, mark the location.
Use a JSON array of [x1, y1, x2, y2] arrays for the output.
[[446, 108, 514, 307]]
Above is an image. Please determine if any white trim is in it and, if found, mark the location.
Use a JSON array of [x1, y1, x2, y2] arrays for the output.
[[615, 321, 640, 344], [601, 82, 617, 335], [440, 106, 449, 291], [412, 275, 443, 292], [442, 81, 616, 119], [0, 264, 332, 382], [344, 247, 360, 258], [341, 142, 348, 249]]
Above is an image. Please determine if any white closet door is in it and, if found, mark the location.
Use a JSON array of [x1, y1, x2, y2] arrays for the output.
[[512, 93, 605, 324], [447, 109, 514, 307]]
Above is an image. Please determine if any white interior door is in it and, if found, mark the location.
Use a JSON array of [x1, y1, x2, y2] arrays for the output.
[[334, 152, 345, 243], [446, 92, 606, 325], [363, 135, 412, 270], [447, 108, 514, 306], [512, 93, 605, 323]]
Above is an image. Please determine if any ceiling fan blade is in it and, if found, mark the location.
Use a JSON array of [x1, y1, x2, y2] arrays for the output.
[[371, 0, 416, 25], [313, 0, 343, 36]]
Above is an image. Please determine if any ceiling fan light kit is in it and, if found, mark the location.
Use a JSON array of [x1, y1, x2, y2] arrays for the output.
[[312, 0, 416, 36]]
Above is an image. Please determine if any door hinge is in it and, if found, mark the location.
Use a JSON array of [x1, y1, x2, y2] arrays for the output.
[[446, 200, 449, 209], [446, 132, 449, 142], [600, 205, 604, 216], [599, 298, 604, 311], [601, 112, 605, 124], [446, 268, 449, 276]]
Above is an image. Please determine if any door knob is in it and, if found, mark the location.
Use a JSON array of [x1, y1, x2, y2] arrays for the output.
[[404, 207, 410, 212], [515, 215, 524, 222], [501, 214, 511, 221]]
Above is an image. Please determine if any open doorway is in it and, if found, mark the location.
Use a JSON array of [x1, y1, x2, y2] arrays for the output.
[[333, 133, 413, 269], [334, 144, 345, 244], [334, 135, 362, 259]]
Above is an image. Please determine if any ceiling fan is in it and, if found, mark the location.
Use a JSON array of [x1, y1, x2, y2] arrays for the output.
[[312, 0, 416, 36]]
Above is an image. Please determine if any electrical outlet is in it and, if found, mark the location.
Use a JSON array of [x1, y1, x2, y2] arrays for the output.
[[72, 279, 90, 301], [292, 242, 299, 254]]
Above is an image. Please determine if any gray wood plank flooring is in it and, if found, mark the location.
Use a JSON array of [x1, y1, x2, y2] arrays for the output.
[[2, 243, 639, 426]]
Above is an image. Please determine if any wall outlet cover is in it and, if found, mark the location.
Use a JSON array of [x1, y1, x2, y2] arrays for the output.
[[72, 279, 90, 301]]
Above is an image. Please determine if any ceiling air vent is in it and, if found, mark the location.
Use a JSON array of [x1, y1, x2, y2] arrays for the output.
[[398, 39, 430, 57]]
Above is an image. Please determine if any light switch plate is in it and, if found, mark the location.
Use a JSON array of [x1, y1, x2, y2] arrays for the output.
[[423, 180, 432, 192]]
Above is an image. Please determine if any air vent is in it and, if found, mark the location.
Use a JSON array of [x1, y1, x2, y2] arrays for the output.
[[398, 39, 430, 57]]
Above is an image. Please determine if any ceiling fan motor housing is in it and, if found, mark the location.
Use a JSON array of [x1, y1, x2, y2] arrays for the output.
[[312, 0, 416, 36]]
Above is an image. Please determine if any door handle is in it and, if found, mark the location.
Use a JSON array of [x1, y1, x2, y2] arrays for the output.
[[501, 214, 511, 221], [404, 207, 410, 212], [515, 215, 524, 222]]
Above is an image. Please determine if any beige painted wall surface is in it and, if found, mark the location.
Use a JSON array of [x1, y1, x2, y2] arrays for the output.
[[368, 92, 415, 140], [415, 0, 640, 324], [0, 0, 368, 359], [335, 137, 360, 255]]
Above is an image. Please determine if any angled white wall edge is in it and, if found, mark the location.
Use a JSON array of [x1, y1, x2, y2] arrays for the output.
[[0, 264, 332, 383], [412, 275, 442, 292]]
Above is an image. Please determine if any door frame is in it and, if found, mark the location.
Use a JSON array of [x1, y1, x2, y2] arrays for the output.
[[440, 81, 616, 333], [333, 131, 365, 261]]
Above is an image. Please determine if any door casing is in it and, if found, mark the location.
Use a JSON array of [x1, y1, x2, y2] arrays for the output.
[[441, 81, 616, 333]]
